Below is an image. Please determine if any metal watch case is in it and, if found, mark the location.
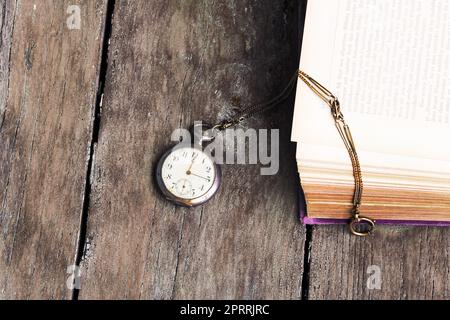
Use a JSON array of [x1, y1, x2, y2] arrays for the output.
[[155, 145, 221, 207]]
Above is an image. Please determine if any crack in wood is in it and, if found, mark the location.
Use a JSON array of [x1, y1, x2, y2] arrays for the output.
[[300, 225, 313, 299], [170, 211, 186, 299], [71, 0, 117, 301]]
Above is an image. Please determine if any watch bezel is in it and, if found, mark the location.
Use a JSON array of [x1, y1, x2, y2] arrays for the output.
[[155, 145, 221, 207]]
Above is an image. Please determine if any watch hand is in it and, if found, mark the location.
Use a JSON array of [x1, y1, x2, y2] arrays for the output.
[[189, 172, 210, 181], [187, 153, 198, 172]]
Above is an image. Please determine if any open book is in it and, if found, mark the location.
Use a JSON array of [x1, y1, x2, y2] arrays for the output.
[[292, 0, 450, 225]]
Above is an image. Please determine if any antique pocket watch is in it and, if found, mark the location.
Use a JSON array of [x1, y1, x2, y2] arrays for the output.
[[156, 125, 222, 207]]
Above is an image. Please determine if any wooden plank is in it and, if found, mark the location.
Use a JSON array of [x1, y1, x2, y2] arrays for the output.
[[307, 225, 449, 299], [79, 0, 306, 299], [0, 0, 107, 299], [0, 1, 15, 128]]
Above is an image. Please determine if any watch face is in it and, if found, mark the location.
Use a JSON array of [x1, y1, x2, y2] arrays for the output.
[[156, 146, 221, 206]]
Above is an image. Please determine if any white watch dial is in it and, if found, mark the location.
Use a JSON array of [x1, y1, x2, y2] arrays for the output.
[[161, 147, 216, 200]]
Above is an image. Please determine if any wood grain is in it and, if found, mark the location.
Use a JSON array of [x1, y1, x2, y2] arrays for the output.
[[2, 0, 446, 300], [78, 0, 306, 299], [307, 225, 449, 299], [0, 0, 107, 299]]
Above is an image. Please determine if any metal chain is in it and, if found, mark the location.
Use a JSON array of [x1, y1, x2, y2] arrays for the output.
[[212, 72, 299, 131], [212, 69, 375, 236], [298, 71, 375, 236]]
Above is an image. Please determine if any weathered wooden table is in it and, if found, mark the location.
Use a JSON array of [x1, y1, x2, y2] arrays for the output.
[[0, 0, 448, 300]]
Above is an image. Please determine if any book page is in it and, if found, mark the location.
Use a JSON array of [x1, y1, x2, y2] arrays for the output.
[[292, 0, 450, 175]]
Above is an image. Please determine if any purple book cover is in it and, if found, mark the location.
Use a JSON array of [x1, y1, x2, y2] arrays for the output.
[[298, 185, 450, 227]]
